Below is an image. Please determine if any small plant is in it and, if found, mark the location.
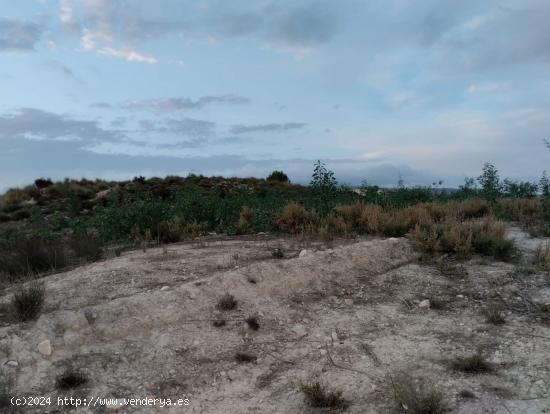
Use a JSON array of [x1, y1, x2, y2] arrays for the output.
[[452, 353, 493, 374], [212, 319, 226, 327], [236, 206, 255, 235], [391, 374, 447, 414], [246, 275, 257, 284], [69, 231, 103, 262], [429, 296, 447, 310], [12, 282, 45, 321], [235, 352, 257, 363], [534, 242, 550, 270], [245, 315, 260, 330], [458, 389, 476, 399], [300, 381, 348, 409], [216, 294, 237, 311], [271, 247, 284, 259], [483, 302, 506, 325], [56, 370, 88, 390]]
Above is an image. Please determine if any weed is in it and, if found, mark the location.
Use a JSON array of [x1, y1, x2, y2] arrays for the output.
[[212, 319, 226, 327], [272, 247, 284, 259], [245, 315, 260, 330], [246, 275, 257, 284], [216, 294, 237, 311], [391, 374, 447, 414], [534, 242, 550, 270], [429, 296, 447, 310], [236, 206, 255, 234], [483, 302, 506, 325], [300, 381, 348, 409], [458, 389, 476, 399], [235, 352, 257, 363], [12, 282, 45, 321], [56, 370, 88, 390], [452, 353, 493, 374]]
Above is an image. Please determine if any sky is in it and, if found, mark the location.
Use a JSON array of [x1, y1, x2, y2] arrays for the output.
[[1, 0, 550, 191]]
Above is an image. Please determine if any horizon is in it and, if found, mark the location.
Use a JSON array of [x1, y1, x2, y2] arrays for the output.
[[2, 1, 550, 191]]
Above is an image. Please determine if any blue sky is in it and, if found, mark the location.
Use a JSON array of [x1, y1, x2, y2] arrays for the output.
[[1, 0, 550, 191]]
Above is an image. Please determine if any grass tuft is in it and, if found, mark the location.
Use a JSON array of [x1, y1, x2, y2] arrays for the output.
[[245, 315, 260, 330], [12, 282, 45, 321], [483, 302, 506, 325], [452, 353, 493, 374], [56, 370, 88, 390], [216, 294, 237, 311], [300, 381, 348, 409], [391, 374, 447, 414], [235, 352, 257, 363]]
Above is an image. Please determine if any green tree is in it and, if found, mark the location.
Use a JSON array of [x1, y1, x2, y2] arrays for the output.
[[540, 171, 550, 197], [477, 163, 501, 201], [266, 170, 289, 183], [310, 160, 338, 214]]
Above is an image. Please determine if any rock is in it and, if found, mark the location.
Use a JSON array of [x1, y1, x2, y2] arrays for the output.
[[160, 286, 169, 291], [38, 340, 52, 356], [6, 360, 18, 367], [292, 324, 307, 336], [456, 294, 464, 299], [299, 249, 308, 258], [344, 298, 354, 306], [418, 299, 430, 309]]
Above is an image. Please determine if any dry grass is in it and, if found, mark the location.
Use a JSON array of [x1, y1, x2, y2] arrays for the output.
[[300, 381, 348, 410], [483, 302, 506, 325], [276, 202, 318, 235], [534, 242, 550, 270], [236, 206, 255, 234], [497, 198, 541, 222], [391, 374, 448, 414], [12, 282, 45, 321]]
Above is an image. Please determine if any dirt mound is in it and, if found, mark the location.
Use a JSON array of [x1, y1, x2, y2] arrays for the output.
[[1, 234, 549, 413]]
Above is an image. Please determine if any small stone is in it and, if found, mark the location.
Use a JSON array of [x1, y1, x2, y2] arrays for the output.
[[299, 249, 308, 258], [38, 340, 52, 356], [418, 299, 430, 309], [456, 294, 464, 299], [344, 298, 354, 306], [331, 331, 338, 341], [161, 286, 169, 291], [320, 349, 327, 356], [6, 360, 18, 367]]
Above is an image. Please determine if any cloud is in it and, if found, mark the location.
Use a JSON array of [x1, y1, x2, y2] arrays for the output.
[[230, 122, 306, 134], [0, 18, 42, 51], [119, 95, 250, 112], [98, 46, 157, 64], [90, 102, 112, 109], [0, 108, 119, 142], [45, 60, 83, 83]]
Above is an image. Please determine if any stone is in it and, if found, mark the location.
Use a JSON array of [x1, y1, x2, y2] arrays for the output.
[[299, 249, 308, 258], [344, 298, 354, 306], [160, 286, 169, 291], [6, 360, 18, 367], [418, 299, 430, 309], [38, 340, 52, 356]]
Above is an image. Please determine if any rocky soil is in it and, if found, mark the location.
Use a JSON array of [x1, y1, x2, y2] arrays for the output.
[[1, 228, 549, 413]]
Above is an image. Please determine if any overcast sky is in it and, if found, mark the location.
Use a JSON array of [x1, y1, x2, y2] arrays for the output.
[[1, 0, 550, 191]]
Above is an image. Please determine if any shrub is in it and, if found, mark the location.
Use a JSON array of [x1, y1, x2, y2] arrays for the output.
[[271, 247, 284, 259], [0, 235, 67, 276], [236, 206, 255, 234], [276, 202, 317, 235], [56, 370, 88, 390], [12, 282, 45, 321], [34, 178, 53, 189], [391, 374, 447, 414], [266, 170, 289, 183], [496, 198, 541, 222], [300, 381, 348, 409], [69, 231, 103, 262]]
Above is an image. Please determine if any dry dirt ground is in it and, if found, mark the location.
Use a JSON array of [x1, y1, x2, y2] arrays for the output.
[[1, 227, 549, 413]]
